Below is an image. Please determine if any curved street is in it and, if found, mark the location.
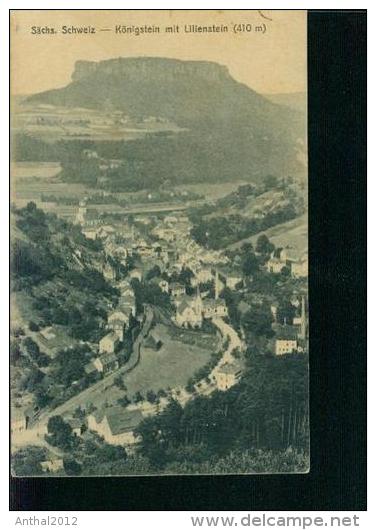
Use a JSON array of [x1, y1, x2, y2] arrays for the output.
[[12, 310, 244, 449], [12, 305, 154, 449]]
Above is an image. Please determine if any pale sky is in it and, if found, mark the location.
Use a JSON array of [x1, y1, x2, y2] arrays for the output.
[[11, 10, 306, 96]]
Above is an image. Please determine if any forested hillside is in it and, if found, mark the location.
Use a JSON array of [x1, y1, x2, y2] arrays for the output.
[[16, 57, 306, 189]]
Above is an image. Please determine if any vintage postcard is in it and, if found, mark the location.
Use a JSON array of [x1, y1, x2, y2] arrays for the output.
[[10, 9, 308, 476]]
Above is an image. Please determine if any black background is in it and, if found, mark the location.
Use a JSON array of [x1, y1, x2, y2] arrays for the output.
[[9, 9, 367, 511]]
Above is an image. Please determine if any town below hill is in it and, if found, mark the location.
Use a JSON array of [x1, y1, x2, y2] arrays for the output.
[[11, 191, 308, 476]]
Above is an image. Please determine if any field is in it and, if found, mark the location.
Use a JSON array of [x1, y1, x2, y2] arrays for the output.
[[13, 102, 183, 142], [11, 162, 61, 179], [73, 321, 218, 412], [118, 322, 217, 397], [227, 214, 308, 254], [11, 163, 88, 217], [175, 181, 247, 200]]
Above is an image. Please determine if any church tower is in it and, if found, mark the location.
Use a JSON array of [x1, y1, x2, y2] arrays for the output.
[[195, 286, 203, 315]]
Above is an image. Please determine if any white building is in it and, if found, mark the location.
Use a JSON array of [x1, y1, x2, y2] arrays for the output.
[[175, 295, 203, 329], [93, 352, 119, 374], [170, 282, 186, 298], [202, 299, 228, 319], [274, 326, 298, 355], [41, 459, 64, 473], [215, 363, 242, 391], [290, 256, 308, 278], [99, 332, 119, 354], [87, 407, 143, 446], [11, 409, 27, 433], [108, 310, 129, 341]]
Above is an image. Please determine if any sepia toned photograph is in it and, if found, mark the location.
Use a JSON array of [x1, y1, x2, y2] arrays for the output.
[[10, 9, 309, 477]]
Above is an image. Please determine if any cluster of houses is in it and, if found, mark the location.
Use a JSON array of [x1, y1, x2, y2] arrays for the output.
[[172, 272, 229, 329], [75, 203, 310, 364], [272, 296, 308, 356], [85, 279, 136, 378], [266, 247, 308, 278], [11, 202, 309, 466]]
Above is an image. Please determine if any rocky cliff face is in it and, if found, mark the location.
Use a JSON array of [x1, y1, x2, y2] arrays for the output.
[[71, 57, 231, 84], [24, 57, 306, 181], [26, 57, 279, 129]]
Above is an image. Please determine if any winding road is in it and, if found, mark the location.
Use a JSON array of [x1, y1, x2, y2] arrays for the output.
[[12, 305, 154, 449], [12, 310, 244, 450]]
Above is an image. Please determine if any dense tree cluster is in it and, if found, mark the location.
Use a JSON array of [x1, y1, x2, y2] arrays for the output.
[[190, 206, 299, 250], [134, 351, 308, 473], [11, 203, 117, 339], [132, 280, 172, 314], [189, 180, 304, 250]]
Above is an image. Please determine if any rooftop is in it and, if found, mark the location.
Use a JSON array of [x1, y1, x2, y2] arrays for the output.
[[99, 352, 118, 364], [275, 325, 298, 341], [203, 298, 227, 308], [100, 332, 119, 344], [84, 361, 97, 375], [95, 407, 144, 435], [177, 300, 196, 315], [109, 310, 129, 321], [218, 363, 242, 375]]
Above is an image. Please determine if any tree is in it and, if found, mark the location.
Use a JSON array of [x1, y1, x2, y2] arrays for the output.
[[179, 267, 194, 288], [22, 336, 50, 367], [10, 339, 21, 364], [23, 367, 44, 392], [46, 415, 74, 450], [118, 394, 131, 407], [242, 251, 259, 277], [185, 378, 196, 393], [23, 337, 40, 358], [12, 447, 46, 476], [97, 443, 127, 463], [63, 459, 82, 476], [114, 375, 126, 391], [276, 301, 296, 325], [256, 234, 275, 256], [280, 266, 291, 278], [29, 321, 40, 332], [241, 242, 253, 254], [241, 304, 274, 337], [34, 388, 51, 409], [146, 390, 157, 404], [133, 391, 144, 403], [145, 265, 161, 281]]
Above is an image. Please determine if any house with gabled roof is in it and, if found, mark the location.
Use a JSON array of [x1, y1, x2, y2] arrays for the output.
[[170, 282, 186, 298], [274, 325, 298, 355], [202, 298, 228, 319], [99, 332, 120, 354], [108, 310, 130, 341], [87, 407, 144, 445], [175, 298, 203, 329], [215, 362, 242, 391], [217, 267, 243, 290], [93, 351, 119, 374], [41, 458, 64, 473]]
